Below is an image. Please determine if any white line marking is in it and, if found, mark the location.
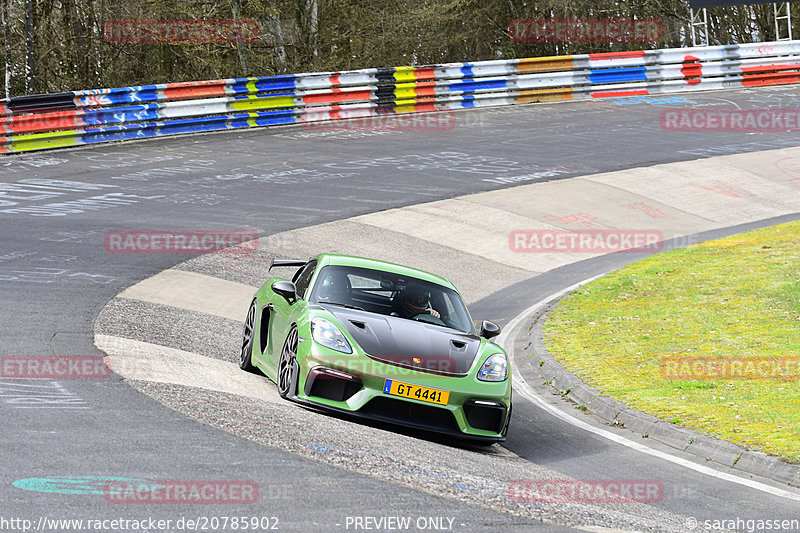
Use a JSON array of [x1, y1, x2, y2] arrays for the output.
[[498, 276, 800, 502], [10, 406, 91, 409], [95, 335, 281, 404], [118, 269, 257, 322]]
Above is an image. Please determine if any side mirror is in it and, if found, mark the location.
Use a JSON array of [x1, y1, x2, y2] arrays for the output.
[[272, 280, 298, 304], [480, 320, 501, 340]]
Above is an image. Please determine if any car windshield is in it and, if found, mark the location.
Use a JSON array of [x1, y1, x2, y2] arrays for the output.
[[309, 265, 475, 334]]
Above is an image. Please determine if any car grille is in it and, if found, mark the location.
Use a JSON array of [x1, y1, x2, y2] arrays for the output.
[[304, 367, 362, 403], [464, 400, 507, 433], [360, 397, 461, 433]]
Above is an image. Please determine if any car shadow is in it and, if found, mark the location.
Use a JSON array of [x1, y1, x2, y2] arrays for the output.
[[292, 401, 507, 455]]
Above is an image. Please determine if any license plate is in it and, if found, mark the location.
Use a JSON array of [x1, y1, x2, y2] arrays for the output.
[[383, 379, 450, 405]]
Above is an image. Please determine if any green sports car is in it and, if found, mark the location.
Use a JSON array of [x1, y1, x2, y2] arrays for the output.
[[239, 253, 511, 443]]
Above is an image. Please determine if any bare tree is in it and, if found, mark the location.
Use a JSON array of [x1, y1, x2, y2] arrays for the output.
[[25, 0, 34, 93], [2, 0, 10, 98], [0, 0, 789, 97]]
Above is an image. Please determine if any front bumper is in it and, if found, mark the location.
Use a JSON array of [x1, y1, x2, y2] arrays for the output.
[[292, 348, 512, 442]]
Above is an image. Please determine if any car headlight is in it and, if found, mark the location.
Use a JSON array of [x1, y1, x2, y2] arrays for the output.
[[311, 318, 352, 354], [477, 353, 508, 382]]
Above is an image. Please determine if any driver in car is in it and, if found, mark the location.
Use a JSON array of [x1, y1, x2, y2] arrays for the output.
[[317, 271, 351, 305], [392, 281, 441, 320]]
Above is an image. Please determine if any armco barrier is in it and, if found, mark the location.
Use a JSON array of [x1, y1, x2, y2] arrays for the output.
[[3, 41, 800, 153]]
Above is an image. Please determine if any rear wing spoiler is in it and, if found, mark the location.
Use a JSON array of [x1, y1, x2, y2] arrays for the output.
[[269, 259, 307, 271]]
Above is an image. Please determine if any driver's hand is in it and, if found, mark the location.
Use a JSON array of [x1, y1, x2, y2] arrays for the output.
[[428, 308, 441, 319]]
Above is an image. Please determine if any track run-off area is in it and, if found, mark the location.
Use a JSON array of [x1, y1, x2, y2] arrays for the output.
[[2, 86, 800, 532]]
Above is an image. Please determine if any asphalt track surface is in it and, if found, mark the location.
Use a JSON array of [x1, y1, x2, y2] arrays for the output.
[[3, 86, 800, 532]]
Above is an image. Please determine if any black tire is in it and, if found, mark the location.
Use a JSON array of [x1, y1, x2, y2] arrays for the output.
[[277, 326, 299, 399], [239, 298, 258, 372]]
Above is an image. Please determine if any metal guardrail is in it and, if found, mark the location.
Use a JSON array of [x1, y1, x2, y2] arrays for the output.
[[2, 41, 800, 153]]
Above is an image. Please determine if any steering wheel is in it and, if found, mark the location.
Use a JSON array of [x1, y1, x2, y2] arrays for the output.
[[411, 312, 446, 327]]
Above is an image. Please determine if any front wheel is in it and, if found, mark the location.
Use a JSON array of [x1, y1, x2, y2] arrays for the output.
[[277, 326, 299, 399], [239, 298, 257, 372]]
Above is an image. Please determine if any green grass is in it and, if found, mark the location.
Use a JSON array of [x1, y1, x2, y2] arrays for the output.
[[543, 221, 800, 463]]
